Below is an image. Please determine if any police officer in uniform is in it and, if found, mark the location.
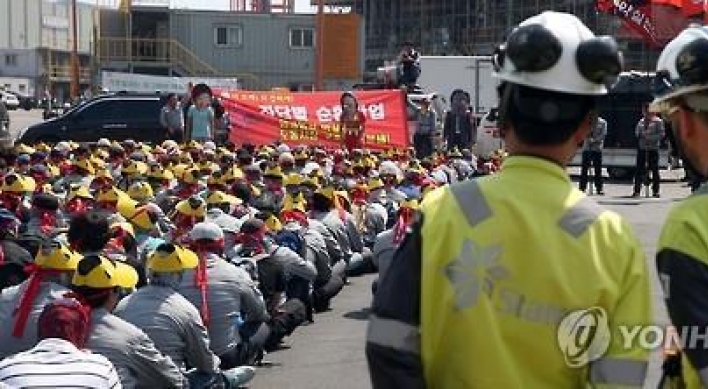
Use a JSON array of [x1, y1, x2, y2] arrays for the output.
[[652, 25, 708, 388], [366, 12, 652, 388]]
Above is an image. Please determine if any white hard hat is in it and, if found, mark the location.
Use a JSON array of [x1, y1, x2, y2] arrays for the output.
[[302, 162, 321, 175], [97, 138, 111, 147], [650, 25, 708, 112], [55, 141, 71, 153], [189, 222, 224, 241], [493, 11, 622, 96], [203, 141, 216, 151], [277, 144, 291, 154], [379, 161, 400, 177], [278, 152, 294, 164]]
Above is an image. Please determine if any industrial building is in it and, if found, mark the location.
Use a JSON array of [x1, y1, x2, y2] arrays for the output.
[[338, 0, 695, 73], [0, 0, 95, 99], [97, 0, 364, 90]]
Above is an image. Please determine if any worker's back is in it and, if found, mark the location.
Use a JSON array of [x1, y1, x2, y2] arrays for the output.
[[419, 156, 651, 388]]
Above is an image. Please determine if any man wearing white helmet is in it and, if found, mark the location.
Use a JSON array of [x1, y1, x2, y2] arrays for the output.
[[367, 11, 651, 388], [651, 25, 708, 388]]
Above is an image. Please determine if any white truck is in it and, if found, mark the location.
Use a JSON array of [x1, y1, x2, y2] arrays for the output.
[[417, 56, 498, 114]]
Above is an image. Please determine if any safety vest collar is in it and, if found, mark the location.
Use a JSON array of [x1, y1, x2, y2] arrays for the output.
[[501, 155, 570, 184]]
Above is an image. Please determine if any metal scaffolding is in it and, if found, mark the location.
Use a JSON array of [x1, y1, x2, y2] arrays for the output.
[[353, 0, 660, 72]]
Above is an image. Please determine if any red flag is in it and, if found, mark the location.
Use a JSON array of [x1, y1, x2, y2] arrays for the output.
[[596, 0, 615, 12], [651, 0, 681, 6], [681, 0, 705, 16], [597, 0, 663, 47]]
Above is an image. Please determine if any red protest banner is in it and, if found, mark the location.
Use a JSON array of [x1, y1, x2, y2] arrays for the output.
[[602, 0, 663, 47], [220, 90, 410, 149]]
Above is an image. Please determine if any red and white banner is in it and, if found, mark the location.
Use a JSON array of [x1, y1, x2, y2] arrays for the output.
[[597, 0, 662, 47], [220, 90, 410, 149]]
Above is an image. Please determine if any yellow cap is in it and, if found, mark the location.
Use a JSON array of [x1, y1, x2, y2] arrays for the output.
[[198, 160, 217, 173], [15, 144, 35, 155], [93, 169, 113, 181], [35, 240, 82, 271], [301, 176, 320, 189], [180, 168, 200, 185], [110, 221, 135, 239], [315, 186, 336, 201], [265, 214, 283, 232], [263, 165, 283, 179], [117, 196, 157, 231], [368, 177, 384, 192], [206, 190, 242, 206], [283, 193, 307, 213], [127, 181, 154, 201], [148, 165, 174, 181], [294, 150, 309, 160], [221, 167, 244, 183], [121, 161, 148, 177], [175, 197, 206, 218], [67, 185, 93, 202], [34, 143, 51, 153], [400, 198, 420, 210], [1, 174, 35, 193], [72, 255, 138, 289], [147, 243, 198, 273], [96, 186, 126, 204], [284, 173, 303, 187], [73, 159, 95, 175]]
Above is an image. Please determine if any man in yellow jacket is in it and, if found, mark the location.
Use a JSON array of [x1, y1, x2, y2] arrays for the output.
[[366, 11, 652, 389], [651, 25, 708, 388]]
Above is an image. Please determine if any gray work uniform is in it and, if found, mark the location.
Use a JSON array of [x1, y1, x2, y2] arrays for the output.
[[310, 210, 352, 262], [0, 280, 69, 359], [269, 244, 317, 282], [308, 218, 344, 265], [635, 117, 665, 150], [178, 254, 269, 356], [343, 212, 365, 254], [114, 285, 220, 373], [372, 229, 396, 281], [301, 226, 333, 284], [160, 105, 185, 132], [86, 308, 186, 389], [584, 117, 607, 152]]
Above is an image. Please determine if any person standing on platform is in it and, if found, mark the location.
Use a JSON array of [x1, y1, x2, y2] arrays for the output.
[[160, 93, 185, 143], [187, 92, 216, 143], [340, 92, 366, 152], [414, 98, 436, 158]]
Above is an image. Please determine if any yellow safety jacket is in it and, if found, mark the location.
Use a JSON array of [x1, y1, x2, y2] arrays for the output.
[[419, 156, 651, 388], [657, 186, 708, 389]]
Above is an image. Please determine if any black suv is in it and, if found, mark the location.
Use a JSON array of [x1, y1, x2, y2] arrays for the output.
[[17, 93, 169, 144]]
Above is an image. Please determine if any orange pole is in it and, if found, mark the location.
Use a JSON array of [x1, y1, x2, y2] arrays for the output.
[[315, 0, 325, 90], [70, 0, 80, 100]]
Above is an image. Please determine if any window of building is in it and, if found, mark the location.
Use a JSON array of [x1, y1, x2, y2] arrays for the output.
[[289, 28, 314, 49], [4, 54, 17, 67], [214, 25, 242, 47]]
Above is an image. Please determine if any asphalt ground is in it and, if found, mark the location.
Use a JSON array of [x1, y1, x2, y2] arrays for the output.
[[8, 109, 694, 388]]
